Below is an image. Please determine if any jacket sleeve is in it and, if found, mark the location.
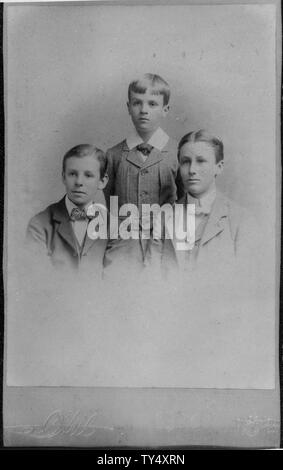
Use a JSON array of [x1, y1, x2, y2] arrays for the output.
[[160, 161, 178, 205], [233, 208, 259, 259], [25, 211, 57, 274], [26, 213, 50, 256], [160, 141, 179, 205], [231, 207, 266, 289]]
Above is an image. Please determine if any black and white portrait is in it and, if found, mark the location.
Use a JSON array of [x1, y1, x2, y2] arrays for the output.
[[3, 1, 280, 448]]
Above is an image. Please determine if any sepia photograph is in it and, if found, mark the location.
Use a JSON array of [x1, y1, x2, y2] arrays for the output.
[[3, 0, 281, 448]]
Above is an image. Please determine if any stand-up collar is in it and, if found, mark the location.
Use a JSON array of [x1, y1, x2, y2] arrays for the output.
[[126, 127, 169, 151]]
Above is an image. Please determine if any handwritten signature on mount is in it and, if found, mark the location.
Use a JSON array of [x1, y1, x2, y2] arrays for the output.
[[17, 410, 115, 439]]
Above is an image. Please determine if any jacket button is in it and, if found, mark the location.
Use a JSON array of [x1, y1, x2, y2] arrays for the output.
[[141, 169, 148, 175]]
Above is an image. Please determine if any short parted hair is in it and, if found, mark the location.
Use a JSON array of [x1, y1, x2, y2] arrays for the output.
[[62, 144, 107, 179], [178, 130, 224, 164], [128, 73, 170, 106]]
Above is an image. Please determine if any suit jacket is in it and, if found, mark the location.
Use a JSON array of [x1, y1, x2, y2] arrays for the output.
[[149, 191, 259, 276], [26, 197, 107, 275], [105, 137, 178, 211]]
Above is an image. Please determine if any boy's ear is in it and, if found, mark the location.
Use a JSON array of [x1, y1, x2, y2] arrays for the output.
[[163, 104, 170, 116], [215, 160, 224, 177], [127, 102, 130, 114], [62, 171, 66, 184], [98, 173, 109, 190]]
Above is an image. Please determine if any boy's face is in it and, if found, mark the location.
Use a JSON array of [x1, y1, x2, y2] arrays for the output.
[[127, 88, 169, 136], [179, 141, 224, 198], [62, 156, 108, 208]]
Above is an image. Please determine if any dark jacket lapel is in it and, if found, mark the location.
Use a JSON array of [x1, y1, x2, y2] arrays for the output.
[[51, 197, 78, 252], [124, 141, 144, 168], [142, 147, 164, 169], [143, 136, 174, 169]]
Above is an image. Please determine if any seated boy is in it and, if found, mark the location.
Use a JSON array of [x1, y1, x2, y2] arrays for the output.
[[104, 73, 178, 271], [27, 144, 108, 274], [150, 130, 259, 276]]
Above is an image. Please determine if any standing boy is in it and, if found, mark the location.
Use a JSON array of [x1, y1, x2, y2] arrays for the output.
[[104, 73, 178, 270], [106, 73, 178, 209]]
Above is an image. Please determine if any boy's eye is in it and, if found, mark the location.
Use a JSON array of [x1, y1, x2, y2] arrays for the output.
[[85, 173, 94, 178], [196, 158, 206, 163], [180, 158, 191, 165], [149, 102, 158, 107]]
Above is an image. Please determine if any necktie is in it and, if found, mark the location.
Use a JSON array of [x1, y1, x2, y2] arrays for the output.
[[136, 143, 153, 156]]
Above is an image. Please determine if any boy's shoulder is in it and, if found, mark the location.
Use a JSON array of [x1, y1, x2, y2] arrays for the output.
[[163, 136, 178, 157], [213, 192, 257, 242], [218, 193, 250, 220], [164, 135, 178, 149], [106, 139, 127, 156], [28, 197, 67, 227]]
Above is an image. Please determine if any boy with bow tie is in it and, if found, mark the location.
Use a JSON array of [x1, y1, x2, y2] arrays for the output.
[[27, 144, 108, 274]]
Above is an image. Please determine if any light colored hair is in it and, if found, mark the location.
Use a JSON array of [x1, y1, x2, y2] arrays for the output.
[[62, 144, 107, 179], [128, 73, 170, 106], [178, 130, 224, 163]]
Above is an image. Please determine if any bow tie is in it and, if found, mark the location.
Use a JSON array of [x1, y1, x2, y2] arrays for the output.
[[187, 203, 211, 216], [70, 207, 92, 222], [136, 143, 153, 156]]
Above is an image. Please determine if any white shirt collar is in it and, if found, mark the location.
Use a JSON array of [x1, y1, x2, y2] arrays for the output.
[[187, 185, 217, 211], [65, 196, 106, 217], [126, 127, 169, 151]]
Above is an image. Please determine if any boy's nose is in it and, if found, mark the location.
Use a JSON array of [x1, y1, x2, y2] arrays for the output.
[[140, 103, 149, 113], [75, 176, 84, 185]]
